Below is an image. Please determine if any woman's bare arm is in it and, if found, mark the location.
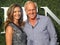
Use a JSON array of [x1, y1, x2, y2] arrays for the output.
[[5, 25, 13, 45]]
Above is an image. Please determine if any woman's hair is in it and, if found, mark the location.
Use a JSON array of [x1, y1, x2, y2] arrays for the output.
[[5, 3, 23, 29]]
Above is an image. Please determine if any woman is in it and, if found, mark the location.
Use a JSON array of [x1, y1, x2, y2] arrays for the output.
[[5, 4, 27, 45]]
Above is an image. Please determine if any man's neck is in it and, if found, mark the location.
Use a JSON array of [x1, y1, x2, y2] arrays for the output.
[[29, 18, 37, 27]]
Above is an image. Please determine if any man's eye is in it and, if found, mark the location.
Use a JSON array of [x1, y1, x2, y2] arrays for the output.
[[19, 11, 21, 12]]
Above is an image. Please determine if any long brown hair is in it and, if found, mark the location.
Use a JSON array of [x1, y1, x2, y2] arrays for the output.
[[5, 3, 23, 29]]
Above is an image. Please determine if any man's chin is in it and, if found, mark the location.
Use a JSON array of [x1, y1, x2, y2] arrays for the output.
[[31, 17, 35, 20]]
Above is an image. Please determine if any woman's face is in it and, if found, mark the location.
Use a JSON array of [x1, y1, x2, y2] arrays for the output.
[[13, 7, 21, 20]]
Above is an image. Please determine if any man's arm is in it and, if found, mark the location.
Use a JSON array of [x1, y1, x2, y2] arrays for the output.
[[47, 17, 57, 45]]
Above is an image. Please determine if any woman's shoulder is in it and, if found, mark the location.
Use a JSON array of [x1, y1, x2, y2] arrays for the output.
[[6, 24, 13, 33], [6, 25, 12, 29]]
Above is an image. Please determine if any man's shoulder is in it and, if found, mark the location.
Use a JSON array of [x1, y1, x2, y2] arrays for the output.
[[37, 14, 52, 23], [37, 14, 49, 20]]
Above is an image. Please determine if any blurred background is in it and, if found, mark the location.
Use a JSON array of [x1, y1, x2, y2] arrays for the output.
[[0, 0, 60, 45]]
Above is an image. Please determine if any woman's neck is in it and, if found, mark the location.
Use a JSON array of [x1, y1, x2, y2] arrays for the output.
[[13, 19, 19, 26]]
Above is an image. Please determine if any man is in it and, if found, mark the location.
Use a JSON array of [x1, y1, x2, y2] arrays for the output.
[[24, 1, 57, 45]]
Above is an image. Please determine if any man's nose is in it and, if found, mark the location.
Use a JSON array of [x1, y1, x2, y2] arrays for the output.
[[30, 10, 34, 14]]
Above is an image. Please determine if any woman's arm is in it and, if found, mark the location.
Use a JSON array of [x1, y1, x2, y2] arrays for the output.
[[5, 25, 13, 45]]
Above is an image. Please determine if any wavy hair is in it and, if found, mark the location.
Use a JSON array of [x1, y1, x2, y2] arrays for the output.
[[5, 3, 23, 29]]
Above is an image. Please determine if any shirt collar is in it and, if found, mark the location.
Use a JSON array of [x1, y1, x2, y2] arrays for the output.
[[36, 14, 40, 20], [27, 14, 40, 28]]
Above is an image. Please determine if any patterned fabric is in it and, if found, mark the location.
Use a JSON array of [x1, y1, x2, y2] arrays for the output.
[[9, 23, 27, 45]]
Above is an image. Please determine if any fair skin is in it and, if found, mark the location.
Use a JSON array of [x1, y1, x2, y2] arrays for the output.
[[6, 7, 21, 45], [25, 3, 37, 26]]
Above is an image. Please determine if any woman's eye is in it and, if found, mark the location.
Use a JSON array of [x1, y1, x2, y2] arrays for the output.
[[14, 11, 16, 13]]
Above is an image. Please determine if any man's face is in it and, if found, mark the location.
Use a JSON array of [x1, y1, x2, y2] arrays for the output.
[[25, 3, 37, 19]]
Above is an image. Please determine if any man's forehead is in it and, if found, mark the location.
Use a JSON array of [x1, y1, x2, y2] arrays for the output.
[[26, 3, 36, 8]]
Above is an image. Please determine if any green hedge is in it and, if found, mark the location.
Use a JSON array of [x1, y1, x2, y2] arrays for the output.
[[0, 0, 60, 45]]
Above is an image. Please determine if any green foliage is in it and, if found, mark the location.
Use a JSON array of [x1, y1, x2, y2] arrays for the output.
[[0, 34, 5, 45], [0, 0, 60, 45]]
